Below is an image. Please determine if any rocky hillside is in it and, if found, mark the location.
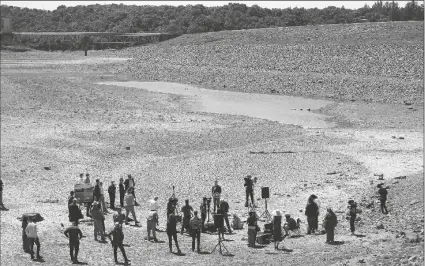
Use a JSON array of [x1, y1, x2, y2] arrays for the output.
[[117, 21, 423, 104]]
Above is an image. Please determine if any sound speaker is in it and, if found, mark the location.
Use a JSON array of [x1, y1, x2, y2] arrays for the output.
[[261, 187, 270, 199], [213, 214, 224, 229]]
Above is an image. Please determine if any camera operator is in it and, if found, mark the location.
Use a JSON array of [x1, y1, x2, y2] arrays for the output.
[[211, 180, 222, 213], [244, 175, 256, 207]]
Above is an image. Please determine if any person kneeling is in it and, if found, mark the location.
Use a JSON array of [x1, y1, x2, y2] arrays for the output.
[[283, 214, 298, 236]]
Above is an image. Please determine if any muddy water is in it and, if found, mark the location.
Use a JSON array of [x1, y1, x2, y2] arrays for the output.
[[97, 81, 335, 129]]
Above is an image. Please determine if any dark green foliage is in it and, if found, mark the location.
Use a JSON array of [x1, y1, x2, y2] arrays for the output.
[[1, 1, 423, 51]]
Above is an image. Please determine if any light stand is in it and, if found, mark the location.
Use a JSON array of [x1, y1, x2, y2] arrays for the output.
[[211, 227, 230, 255], [259, 198, 272, 222]]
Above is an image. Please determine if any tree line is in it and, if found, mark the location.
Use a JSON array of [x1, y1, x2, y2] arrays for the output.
[[1, 1, 423, 50]]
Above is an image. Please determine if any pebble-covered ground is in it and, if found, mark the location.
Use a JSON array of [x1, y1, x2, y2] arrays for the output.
[[0, 21, 423, 266]]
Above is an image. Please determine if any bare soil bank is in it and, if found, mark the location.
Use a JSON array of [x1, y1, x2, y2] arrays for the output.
[[1, 25, 423, 266]]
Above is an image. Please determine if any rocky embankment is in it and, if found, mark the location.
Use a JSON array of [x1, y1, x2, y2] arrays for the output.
[[116, 21, 423, 104]]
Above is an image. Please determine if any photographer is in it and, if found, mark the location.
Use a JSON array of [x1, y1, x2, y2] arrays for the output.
[[244, 175, 255, 207], [211, 180, 222, 213]]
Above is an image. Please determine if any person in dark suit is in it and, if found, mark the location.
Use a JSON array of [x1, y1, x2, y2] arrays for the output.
[[211, 180, 222, 213], [244, 175, 255, 207], [108, 223, 129, 264], [94, 179, 101, 202], [305, 194, 319, 234], [119, 178, 125, 207], [377, 184, 389, 214], [64, 222, 83, 263], [108, 181, 116, 210], [69, 199, 84, 226], [323, 208, 338, 244]]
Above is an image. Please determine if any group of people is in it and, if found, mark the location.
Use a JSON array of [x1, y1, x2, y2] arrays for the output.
[[17, 173, 390, 263]]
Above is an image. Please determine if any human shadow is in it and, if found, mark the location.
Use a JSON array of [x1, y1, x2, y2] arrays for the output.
[[152, 240, 165, 244], [73, 261, 88, 265], [289, 235, 304, 239], [172, 251, 186, 256], [98, 239, 108, 244], [129, 224, 141, 228], [123, 244, 131, 247], [354, 234, 366, 238], [0, 207, 9, 211], [196, 251, 209, 255], [329, 241, 345, 245], [32, 257, 46, 263], [116, 262, 130, 265], [281, 248, 294, 252], [265, 252, 279, 255], [222, 239, 234, 242], [252, 245, 267, 249]]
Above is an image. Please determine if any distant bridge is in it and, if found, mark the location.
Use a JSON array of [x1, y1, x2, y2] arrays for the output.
[[11, 31, 179, 47]]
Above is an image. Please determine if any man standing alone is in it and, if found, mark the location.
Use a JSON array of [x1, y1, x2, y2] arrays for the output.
[[108, 223, 129, 264], [305, 194, 319, 234], [323, 208, 338, 244], [377, 184, 388, 214], [181, 199, 193, 234], [108, 181, 116, 210], [149, 196, 160, 227], [64, 222, 83, 263], [189, 211, 202, 253], [119, 178, 125, 208], [244, 175, 255, 207], [219, 199, 232, 234], [91, 203, 105, 242], [211, 180, 221, 213], [25, 217, 42, 260], [124, 188, 139, 225]]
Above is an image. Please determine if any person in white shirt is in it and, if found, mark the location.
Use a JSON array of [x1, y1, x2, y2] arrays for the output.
[[78, 173, 84, 184], [149, 197, 160, 227], [25, 217, 42, 260]]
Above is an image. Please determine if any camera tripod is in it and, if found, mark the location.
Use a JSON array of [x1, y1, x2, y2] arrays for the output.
[[258, 198, 272, 222], [211, 228, 230, 256]]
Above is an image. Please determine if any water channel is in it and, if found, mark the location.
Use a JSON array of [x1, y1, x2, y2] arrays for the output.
[[97, 81, 335, 129]]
